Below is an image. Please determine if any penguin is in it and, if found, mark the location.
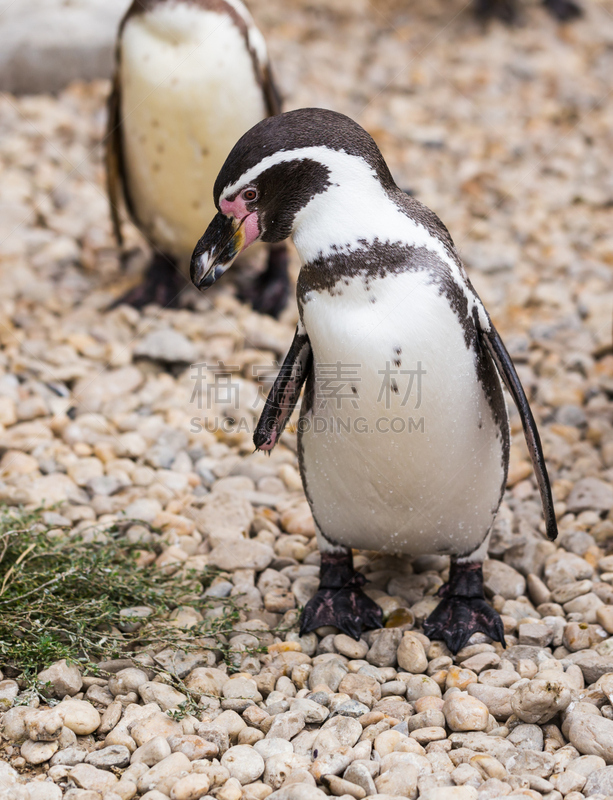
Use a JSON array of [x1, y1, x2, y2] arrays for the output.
[[189, 108, 558, 654], [106, 0, 289, 316]]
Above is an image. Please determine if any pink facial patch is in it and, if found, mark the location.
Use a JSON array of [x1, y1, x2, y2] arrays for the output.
[[220, 196, 260, 251]]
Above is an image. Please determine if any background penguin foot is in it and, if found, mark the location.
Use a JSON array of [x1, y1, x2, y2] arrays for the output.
[[237, 243, 290, 318], [473, 0, 520, 24], [299, 548, 383, 640], [542, 0, 582, 20], [423, 559, 505, 654], [109, 252, 187, 310]]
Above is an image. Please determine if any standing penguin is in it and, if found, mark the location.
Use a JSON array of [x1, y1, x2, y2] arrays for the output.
[[189, 108, 557, 654], [106, 0, 289, 316]]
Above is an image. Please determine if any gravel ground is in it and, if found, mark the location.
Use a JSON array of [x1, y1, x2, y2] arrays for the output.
[[2, 1, 613, 799]]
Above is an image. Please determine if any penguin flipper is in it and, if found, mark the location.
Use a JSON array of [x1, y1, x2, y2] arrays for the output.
[[253, 327, 312, 452], [481, 323, 558, 542]]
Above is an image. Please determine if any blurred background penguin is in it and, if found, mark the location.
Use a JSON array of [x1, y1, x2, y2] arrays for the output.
[[106, 0, 290, 316]]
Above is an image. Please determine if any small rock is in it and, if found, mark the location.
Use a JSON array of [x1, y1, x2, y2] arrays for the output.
[[584, 766, 613, 797], [38, 660, 83, 698], [208, 540, 274, 572], [334, 635, 369, 660], [134, 329, 199, 364], [567, 478, 613, 514], [483, 560, 526, 600], [511, 678, 571, 724], [85, 745, 131, 770], [396, 633, 428, 674], [108, 669, 149, 697], [70, 763, 119, 793], [57, 698, 101, 735], [25, 709, 63, 742], [137, 752, 192, 794], [568, 715, 613, 762], [443, 694, 489, 732], [221, 745, 265, 784], [170, 773, 211, 800], [132, 735, 172, 766], [321, 775, 365, 799], [266, 710, 306, 740], [374, 764, 419, 798], [367, 629, 403, 668], [138, 681, 187, 711], [21, 739, 59, 764]]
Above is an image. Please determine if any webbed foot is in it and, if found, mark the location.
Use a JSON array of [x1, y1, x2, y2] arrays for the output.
[[424, 595, 505, 654], [109, 252, 187, 310], [542, 0, 582, 20], [238, 243, 289, 318], [301, 585, 383, 639], [299, 549, 382, 640], [423, 559, 505, 654]]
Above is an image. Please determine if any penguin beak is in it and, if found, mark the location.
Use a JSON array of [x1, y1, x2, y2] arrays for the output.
[[190, 212, 245, 290]]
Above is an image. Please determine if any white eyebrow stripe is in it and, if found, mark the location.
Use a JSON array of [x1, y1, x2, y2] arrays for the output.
[[220, 145, 373, 199]]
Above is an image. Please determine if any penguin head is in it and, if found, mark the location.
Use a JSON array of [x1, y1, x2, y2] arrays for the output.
[[190, 108, 397, 290]]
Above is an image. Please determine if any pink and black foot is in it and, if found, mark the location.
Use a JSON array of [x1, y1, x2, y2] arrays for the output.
[[238, 242, 290, 318], [299, 550, 383, 640], [423, 560, 505, 655], [110, 252, 187, 310]]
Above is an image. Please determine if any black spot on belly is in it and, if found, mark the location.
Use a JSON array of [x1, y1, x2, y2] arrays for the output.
[[391, 379, 399, 394], [394, 359, 401, 368], [351, 385, 357, 395], [394, 346, 402, 355]]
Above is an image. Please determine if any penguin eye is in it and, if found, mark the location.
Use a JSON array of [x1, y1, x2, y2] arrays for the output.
[[242, 188, 258, 202]]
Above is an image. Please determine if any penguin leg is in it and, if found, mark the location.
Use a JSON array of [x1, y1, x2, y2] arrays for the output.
[[473, 0, 519, 23], [423, 554, 505, 655], [542, 0, 582, 20], [109, 251, 187, 310], [300, 541, 383, 640], [238, 242, 290, 319]]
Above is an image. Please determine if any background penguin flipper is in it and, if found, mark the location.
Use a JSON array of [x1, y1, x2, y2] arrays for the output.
[[482, 323, 558, 542], [105, 71, 125, 249], [262, 63, 283, 118]]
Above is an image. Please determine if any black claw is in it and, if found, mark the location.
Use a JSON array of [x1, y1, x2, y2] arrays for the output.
[[424, 596, 505, 654], [109, 252, 187, 310], [542, 0, 582, 20], [300, 586, 382, 639]]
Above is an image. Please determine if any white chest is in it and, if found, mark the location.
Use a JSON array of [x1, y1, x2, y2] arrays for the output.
[[298, 270, 508, 558]]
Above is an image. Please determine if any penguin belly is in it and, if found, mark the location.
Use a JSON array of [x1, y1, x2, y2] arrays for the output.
[[119, 4, 267, 264], [299, 270, 508, 558]]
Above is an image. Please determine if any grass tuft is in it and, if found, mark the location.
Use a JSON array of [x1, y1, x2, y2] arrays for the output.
[[0, 506, 251, 683]]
